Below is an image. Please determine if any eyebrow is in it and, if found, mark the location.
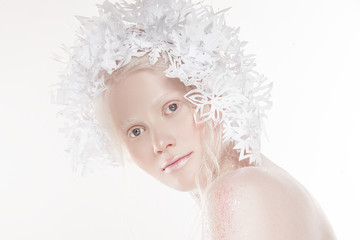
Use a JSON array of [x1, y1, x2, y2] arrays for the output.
[[120, 117, 137, 128], [152, 92, 179, 107]]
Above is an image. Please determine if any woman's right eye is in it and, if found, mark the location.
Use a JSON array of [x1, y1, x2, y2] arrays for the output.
[[129, 127, 145, 138]]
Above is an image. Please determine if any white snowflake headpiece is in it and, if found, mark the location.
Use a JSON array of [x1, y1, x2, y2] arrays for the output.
[[56, 0, 272, 173]]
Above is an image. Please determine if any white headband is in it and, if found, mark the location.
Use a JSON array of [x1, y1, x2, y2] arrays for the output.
[[55, 0, 272, 173]]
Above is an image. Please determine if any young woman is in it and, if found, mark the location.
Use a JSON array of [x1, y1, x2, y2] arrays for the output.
[[56, 0, 336, 239]]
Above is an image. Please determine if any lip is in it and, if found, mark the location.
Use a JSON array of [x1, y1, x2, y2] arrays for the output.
[[162, 152, 193, 173]]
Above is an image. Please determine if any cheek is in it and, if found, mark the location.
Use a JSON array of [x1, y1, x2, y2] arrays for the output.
[[122, 139, 153, 170], [176, 106, 203, 141]]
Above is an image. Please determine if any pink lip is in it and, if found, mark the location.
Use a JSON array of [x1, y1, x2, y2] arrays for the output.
[[162, 152, 193, 173]]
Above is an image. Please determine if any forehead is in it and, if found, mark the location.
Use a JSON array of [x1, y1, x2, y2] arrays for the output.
[[110, 68, 186, 101]]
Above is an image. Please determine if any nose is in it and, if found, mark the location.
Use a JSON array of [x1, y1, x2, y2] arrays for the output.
[[152, 129, 176, 155]]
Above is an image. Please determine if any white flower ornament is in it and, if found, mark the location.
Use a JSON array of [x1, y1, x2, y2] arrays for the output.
[[55, 0, 272, 173]]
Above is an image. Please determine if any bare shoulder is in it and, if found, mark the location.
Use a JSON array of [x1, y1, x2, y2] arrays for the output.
[[205, 165, 288, 206], [204, 164, 336, 239], [205, 166, 279, 206]]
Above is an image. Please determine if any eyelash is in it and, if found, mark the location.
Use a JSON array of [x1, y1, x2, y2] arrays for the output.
[[127, 101, 180, 139], [164, 102, 179, 115], [128, 127, 145, 138]]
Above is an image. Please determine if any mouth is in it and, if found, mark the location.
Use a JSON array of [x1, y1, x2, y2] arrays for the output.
[[162, 152, 193, 173]]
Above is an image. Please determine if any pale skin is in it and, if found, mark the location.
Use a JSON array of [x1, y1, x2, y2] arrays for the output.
[[205, 157, 336, 239], [107, 68, 336, 239]]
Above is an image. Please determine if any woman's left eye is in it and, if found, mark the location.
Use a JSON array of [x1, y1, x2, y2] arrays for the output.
[[165, 103, 178, 114]]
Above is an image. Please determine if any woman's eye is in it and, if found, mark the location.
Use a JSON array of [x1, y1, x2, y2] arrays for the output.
[[129, 127, 145, 138], [165, 103, 178, 114]]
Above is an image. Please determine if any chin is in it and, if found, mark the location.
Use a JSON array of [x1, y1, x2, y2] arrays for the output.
[[169, 182, 197, 192], [160, 155, 203, 192], [163, 175, 198, 192]]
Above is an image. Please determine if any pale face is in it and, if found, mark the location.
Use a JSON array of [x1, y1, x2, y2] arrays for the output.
[[108, 68, 204, 191]]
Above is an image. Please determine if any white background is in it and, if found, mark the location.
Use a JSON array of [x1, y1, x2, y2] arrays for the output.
[[1, 0, 359, 239]]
